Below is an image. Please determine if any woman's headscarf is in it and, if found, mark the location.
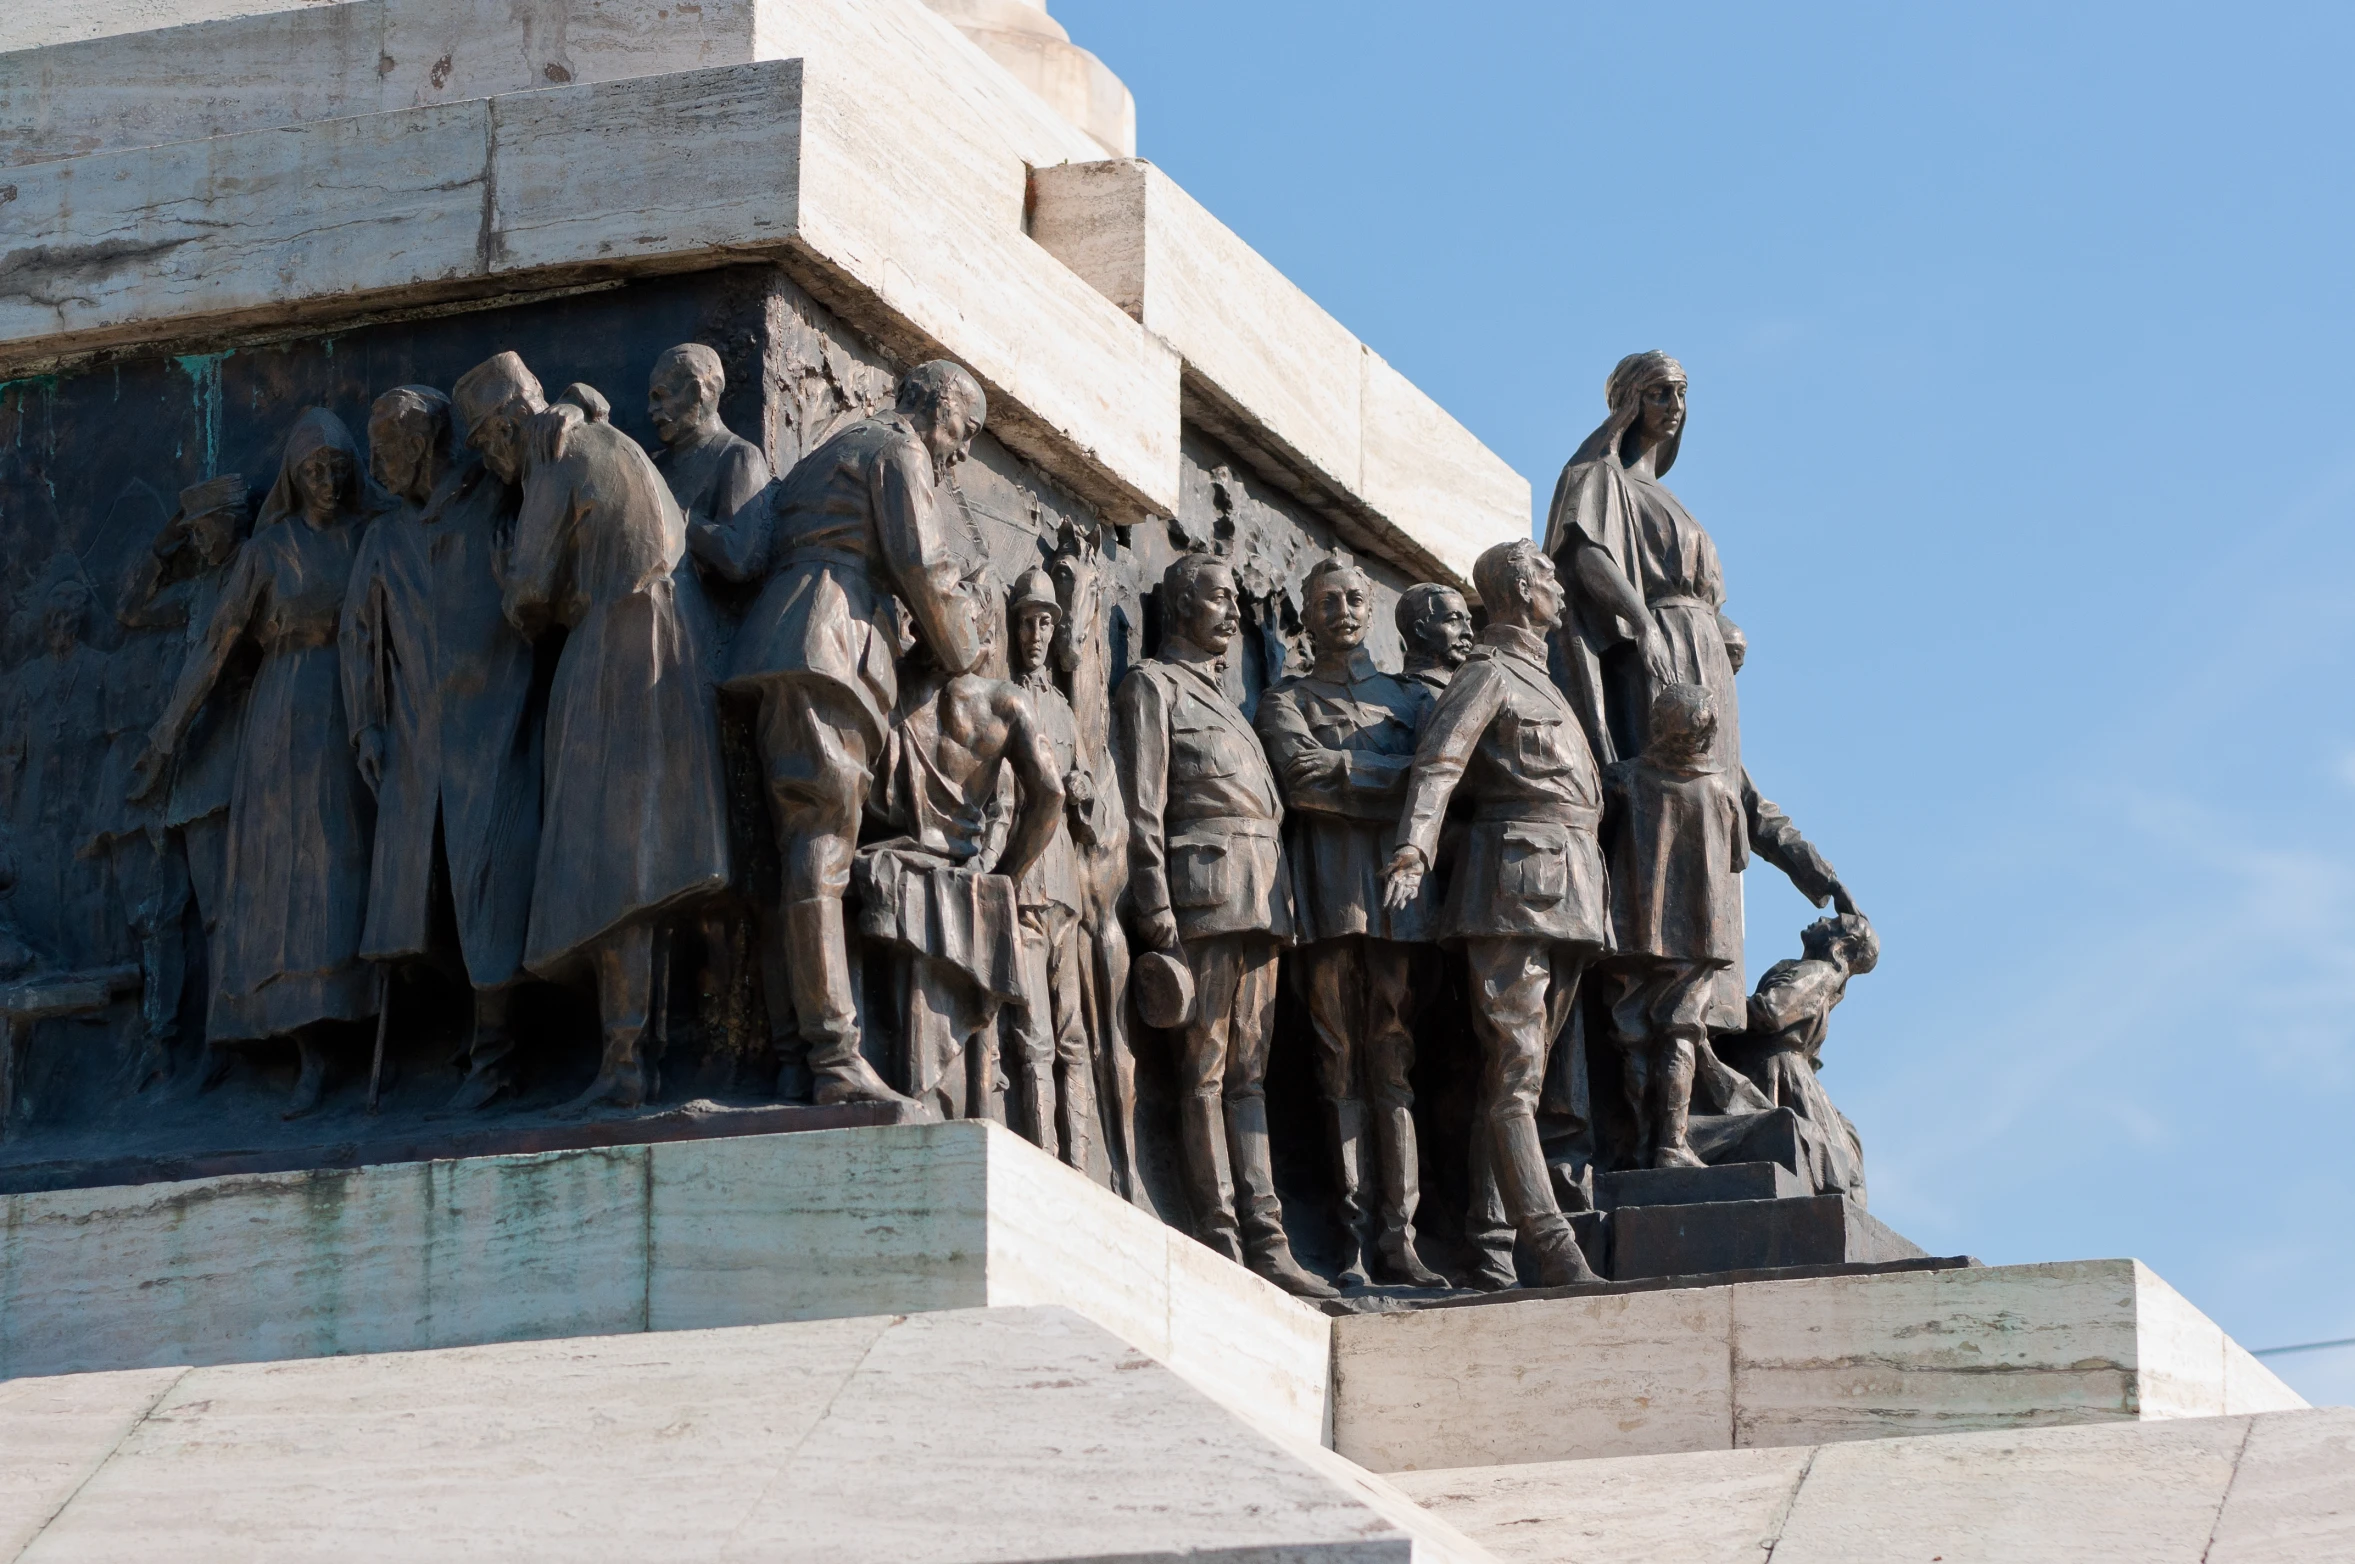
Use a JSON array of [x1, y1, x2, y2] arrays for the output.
[[1564, 350, 1687, 477], [255, 407, 384, 530]]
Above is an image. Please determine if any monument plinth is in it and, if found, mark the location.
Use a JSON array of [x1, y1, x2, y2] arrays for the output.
[[0, 1, 2342, 1557]]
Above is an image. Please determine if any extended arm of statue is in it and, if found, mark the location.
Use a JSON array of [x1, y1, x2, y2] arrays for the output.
[[129, 542, 266, 802], [1115, 670, 1178, 951], [1382, 660, 1506, 909], [1742, 770, 1857, 916], [874, 442, 983, 675], [1566, 540, 1679, 686]]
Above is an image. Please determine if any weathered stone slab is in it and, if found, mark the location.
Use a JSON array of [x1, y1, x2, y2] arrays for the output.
[[1360, 345, 1534, 591], [1404, 1413, 2353, 1564], [1389, 1447, 1814, 1564], [2206, 1405, 2355, 1563], [1333, 1286, 1737, 1471], [6, 1307, 1462, 1563], [0, 1367, 186, 1558], [0, 1119, 1330, 1446], [1330, 1259, 2306, 1471]]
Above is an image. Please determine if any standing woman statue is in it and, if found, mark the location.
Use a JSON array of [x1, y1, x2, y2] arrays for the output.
[[132, 410, 384, 1117], [1542, 352, 1745, 772]]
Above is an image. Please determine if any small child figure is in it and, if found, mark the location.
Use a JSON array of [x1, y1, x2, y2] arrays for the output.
[[1737, 912, 1878, 1201], [1598, 682, 1745, 1169]]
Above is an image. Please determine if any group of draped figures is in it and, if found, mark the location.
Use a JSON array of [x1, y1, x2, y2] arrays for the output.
[[3, 341, 1877, 1296]]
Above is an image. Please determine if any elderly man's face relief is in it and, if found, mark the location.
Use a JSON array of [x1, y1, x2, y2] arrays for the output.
[[369, 412, 435, 505], [647, 365, 711, 447], [1306, 570, 1370, 656], [918, 394, 981, 472], [1182, 565, 1242, 657], [470, 409, 526, 485], [1520, 554, 1565, 633]]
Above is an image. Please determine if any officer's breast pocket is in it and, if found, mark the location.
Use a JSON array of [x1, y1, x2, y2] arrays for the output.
[[1170, 841, 1233, 908], [1498, 825, 1568, 904], [1172, 722, 1238, 779], [1515, 717, 1568, 777]]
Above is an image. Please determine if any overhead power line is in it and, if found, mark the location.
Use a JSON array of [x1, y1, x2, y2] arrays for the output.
[[2250, 1336, 2355, 1358]]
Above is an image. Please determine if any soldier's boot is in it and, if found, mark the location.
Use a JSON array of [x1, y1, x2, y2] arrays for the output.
[[1497, 1114, 1600, 1287], [1057, 1047, 1096, 1173], [1464, 1133, 1520, 1290], [1328, 1097, 1375, 1288], [1012, 1052, 1057, 1153], [1231, 1097, 1338, 1300], [1374, 1104, 1448, 1288], [562, 1021, 649, 1115], [1651, 1034, 1705, 1170], [449, 985, 518, 1111], [1178, 1089, 1245, 1262], [787, 898, 913, 1108]]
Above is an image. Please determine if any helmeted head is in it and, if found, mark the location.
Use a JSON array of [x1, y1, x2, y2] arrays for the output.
[[895, 361, 987, 472], [1301, 552, 1372, 658], [1644, 682, 1718, 768], [176, 474, 250, 566], [1008, 564, 1063, 677], [453, 352, 549, 485], [367, 386, 454, 505], [1471, 539, 1562, 633], [1161, 551, 1240, 657], [648, 342, 724, 447], [1396, 582, 1473, 669], [1801, 912, 1879, 976]]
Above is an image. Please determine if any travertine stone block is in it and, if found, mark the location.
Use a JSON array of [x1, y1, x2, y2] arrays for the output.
[[1389, 1447, 1815, 1564], [1405, 1413, 2351, 1564], [4, 1308, 1446, 1564], [0, 1367, 186, 1558], [1331, 1259, 2305, 1471], [0, 1120, 1327, 1447], [1769, 1413, 2249, 1564], [2206, 1405, 2355, 1563], [1332, 1286, 1737, 1471], [1360, 345, 1534, 591]]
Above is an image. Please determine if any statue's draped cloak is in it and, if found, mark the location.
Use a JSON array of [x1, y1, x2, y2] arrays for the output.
[[503, 419, 728, 976], [341, 457, 543, 988]]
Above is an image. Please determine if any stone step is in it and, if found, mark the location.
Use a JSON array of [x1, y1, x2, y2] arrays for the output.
[[1595, 1159, 1806, 1212], [1329, 1258, 2308, 1473], [0, 1118, 1328, 1446], [0, 1306, 1493, 1564], [1391, 1407, 2355, 1564]]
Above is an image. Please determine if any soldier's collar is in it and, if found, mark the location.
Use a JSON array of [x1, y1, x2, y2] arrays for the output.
[[1310, 644, 1379, 684], [1478, 624, 1549, 664]]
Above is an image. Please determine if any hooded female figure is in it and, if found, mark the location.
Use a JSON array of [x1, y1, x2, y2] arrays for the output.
[[134, 408, 385, 1115], [1541, 352, 1745, 776]]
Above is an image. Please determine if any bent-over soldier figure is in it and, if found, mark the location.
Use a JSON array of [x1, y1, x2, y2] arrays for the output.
[[694, 362, 988, 1107], [458, 351, 730, 1114], [1385, 539, 1607, 1288], [1118, 553, 1332, 1299], [1256, 554, 1446, 1288], [343, 386, 543, 1110]]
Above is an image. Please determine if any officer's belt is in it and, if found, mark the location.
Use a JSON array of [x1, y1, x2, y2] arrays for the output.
[[1167, 816, 1279, 845], [1647, 594, 1712, 613], [778, 544, 872, 573], [1472, 798, 1598, 831]]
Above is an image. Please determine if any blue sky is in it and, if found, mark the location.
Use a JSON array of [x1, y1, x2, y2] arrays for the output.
[[1058, 0, 2355, 1401]]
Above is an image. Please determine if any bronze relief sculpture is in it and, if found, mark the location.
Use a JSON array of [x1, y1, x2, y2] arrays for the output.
[[1119, 554, 1331, 1299], [133, 410, 384, 1116], [459, 351, 730, 1113], [1256, 554, 1446, 1288]]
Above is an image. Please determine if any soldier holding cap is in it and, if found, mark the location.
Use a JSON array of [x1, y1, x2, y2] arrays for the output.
[[1116, 553, 1331, 1298]]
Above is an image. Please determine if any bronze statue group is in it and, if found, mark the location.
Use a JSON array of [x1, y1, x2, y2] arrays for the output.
[[89, 340, 1878, 1297]]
